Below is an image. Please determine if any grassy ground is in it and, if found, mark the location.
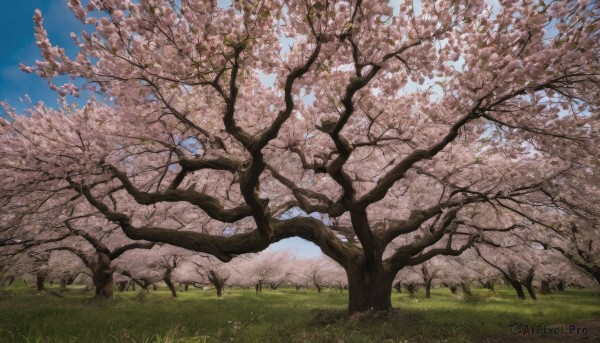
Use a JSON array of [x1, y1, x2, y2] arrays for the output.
[[0, 282, 599, 342]]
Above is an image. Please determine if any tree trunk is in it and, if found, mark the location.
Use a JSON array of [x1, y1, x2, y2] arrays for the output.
[[60, 279, 67, 290], [134, 280, 151, 300], [422, 265, 434, 298], [67, 276, 75, 286], [406, 283, 416, 298], [92, 252, 114, 299], [540, 280, 551, 294], [94, 273, 113, 299], [137, 288, 149, 300], [295, 286, 300, 291], [479, 279, 494, 291], [557, 280, 565, 291], [212, 280, 224, 297], [207, 270, 226, 298], [164, 278, 177, 298], [425, 278, 433, 298], [36, 273, 45, 291], [117, 281, 127, 292], [346, 261, 392, 313], [524, 283, 537, 300], [315, 283, 322, 293], [163, 270, 177, 298], [184, 282, 190, 292], [523, 268, 537, 300], [393, 282, 401, 293], [507, 279, 526, 300], [460, 282, 472, 296], [449, 285, 458, 294], [592, 270, 600, 288]]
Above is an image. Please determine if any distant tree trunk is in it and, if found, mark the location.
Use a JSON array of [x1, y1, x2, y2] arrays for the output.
[[525, 283, 537, 300], [130, 280, 136, 291], [425, 278, 433, 298], [540, 280, 551, 295], [523, 268, 537, 300], [406, 283, 417, 298], [137, 288, 149, 300], [60, 279, 67, 290], [184, 282, 190, 292], [315, 283, 322, 293], [132, 280, 152, 300], [449, 285, 458, 294], [592, 269, 600, 288], [164, 279, 177, 298], [460, 282, 472, 296], [92, 252, 114, 299], [207, 270, 227, 298], [295, 285, 301, 291], [163, 269, 177, 298], [255, 281, 262, 293], [506, 278, 526, 300], [35, 273, 45, 291], [479, 279, 495, 291], [393, 282, 401, 293], [479, 257, 527, 300], [7, 276, 15, 286], [422, 265, 435, 298], [117, 281, 128, 292]]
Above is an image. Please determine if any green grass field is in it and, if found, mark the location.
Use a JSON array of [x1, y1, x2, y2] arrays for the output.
[[1, 282, 599, 342]]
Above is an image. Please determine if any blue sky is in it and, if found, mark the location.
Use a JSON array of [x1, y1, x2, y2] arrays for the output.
[[0, 1, 86, 113]]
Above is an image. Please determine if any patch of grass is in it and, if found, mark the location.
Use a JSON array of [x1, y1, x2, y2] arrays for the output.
[[0, 282, 598, 342]]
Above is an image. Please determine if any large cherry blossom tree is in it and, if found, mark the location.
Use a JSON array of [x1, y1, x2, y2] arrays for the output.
[[1, 0, 599, 313]]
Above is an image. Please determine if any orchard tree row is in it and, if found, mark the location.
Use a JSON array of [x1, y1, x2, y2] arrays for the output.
[[1, 0, 599, 315], [2, 239, 595, 301]]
